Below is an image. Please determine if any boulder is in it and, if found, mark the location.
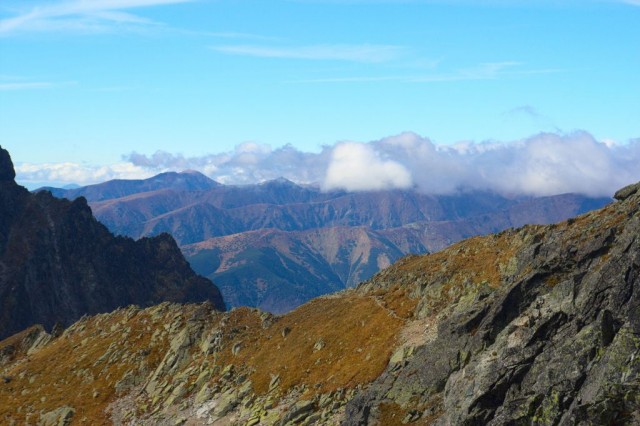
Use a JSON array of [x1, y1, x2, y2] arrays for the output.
[[38, 406, 75, 426], [614, 181, 640, 201]]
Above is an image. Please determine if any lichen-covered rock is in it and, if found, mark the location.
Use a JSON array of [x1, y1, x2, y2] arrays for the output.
[[279, 399, 316, 424], [38, 406, 74, 426]]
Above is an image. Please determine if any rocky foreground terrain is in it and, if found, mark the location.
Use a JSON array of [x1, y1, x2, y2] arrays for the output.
[[2, 178, 638, 424], [0, 146, 225, 340]]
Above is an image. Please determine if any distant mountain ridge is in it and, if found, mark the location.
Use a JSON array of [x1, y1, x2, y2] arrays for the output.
[[42, 171, 611, 312], [0, 147, 224, 340], [39, 170, 220, 202]]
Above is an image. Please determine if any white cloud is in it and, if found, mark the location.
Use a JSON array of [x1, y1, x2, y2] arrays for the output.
[[211, 44, 405, 63], [364, 131, 639, 196], [323, 142, 412, 191], [0, 0, 193, 35], [476, 132, 619, 196], [15, 132, 640, 197]]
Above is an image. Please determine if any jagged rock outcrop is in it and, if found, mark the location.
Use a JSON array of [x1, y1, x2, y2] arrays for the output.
[[0, 146, 224, 340], [614, 181, 640, 201], [347, 183, 640, 424], [0, 149, 15, 182], [1, 177, 638, 424]]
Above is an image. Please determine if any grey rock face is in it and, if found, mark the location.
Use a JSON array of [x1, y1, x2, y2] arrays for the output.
[[346, 185, 640, 425]]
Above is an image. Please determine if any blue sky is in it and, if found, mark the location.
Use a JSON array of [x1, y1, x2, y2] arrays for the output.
[[0, 0, 639, 193]]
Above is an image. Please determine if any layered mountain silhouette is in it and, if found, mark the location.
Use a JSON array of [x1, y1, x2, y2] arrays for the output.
[[41, 171, 610, 312], [0, 146, 224, 340], [2, 180, 638, 424]]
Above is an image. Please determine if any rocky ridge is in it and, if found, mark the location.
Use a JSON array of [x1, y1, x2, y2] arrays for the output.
[[349, 180, 640, 424], [0, 293, 409, 424], [1, 180, 639, 424]]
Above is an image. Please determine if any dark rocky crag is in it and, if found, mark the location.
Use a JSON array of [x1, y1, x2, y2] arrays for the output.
[[0, 146, 224, 340], [1, 172, 638, 424]]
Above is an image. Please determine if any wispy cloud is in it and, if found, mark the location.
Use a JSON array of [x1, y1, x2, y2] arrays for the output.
[[91, 85, 138, 93], [296, 61, 563, 84], [0, 82, 53, 91], [410, 61, 563, 82], [506, 105, 541, 118], [0, 76, 76, 91], [291, 0, 640, 5], [0, 0, 193, 35], [210, 44, 406, 63], [295, 75, 406, 83], [204, 32, 282, 41], [503, 105, 560, 132]]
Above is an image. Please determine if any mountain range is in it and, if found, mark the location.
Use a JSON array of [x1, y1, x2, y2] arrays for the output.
[[0, 146, 224, 340], [3, 178, 638, 424], [41, 171, 611, 312]]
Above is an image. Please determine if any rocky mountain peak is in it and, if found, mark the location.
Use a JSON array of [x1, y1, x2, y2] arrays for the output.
[[262, 176, 296, 186], [0, 146, 16, 182], [0, 147, 225, 340]]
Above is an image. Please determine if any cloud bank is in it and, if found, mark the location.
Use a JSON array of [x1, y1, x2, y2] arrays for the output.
[[15, 131, 640, 197], [16, 161, 155, 188]]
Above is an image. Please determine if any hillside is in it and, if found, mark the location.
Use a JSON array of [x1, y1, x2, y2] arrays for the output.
[[2, 180, 638, 425], [183, 226, 412, 313], [44, 175, 610, 312], [0, 146, 225, 340]]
